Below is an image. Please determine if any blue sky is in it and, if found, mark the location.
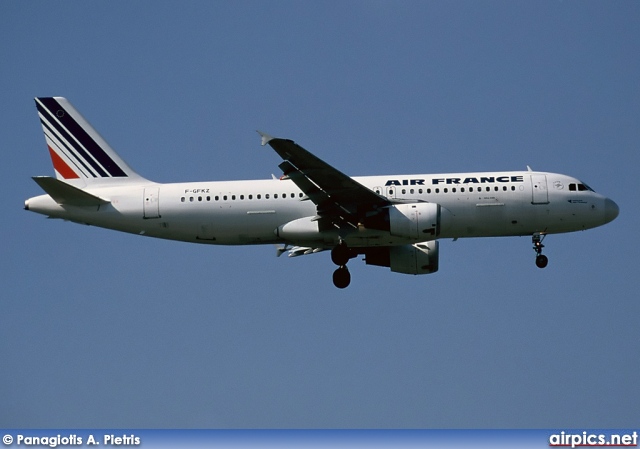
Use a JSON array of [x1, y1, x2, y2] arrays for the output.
[[1, 1, 638, 428]]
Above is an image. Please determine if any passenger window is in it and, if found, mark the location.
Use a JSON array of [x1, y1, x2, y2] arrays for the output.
[[240, 195, 244, 200], [249, 194, 253, 200], [181, 197, 185, 202], [215, 196, 219, 201], [274, 194, 278, 199], [444, 188, 448, 193], [427, 188, 431, 194], [461, 187, 465, 193], [198, 196, 202, 201], [469, 187, 473, 192], [419, 189, 423, 194], [257, 194, 261, 199], [511, 186, 515, 191], [190, 197, 194, 202], [266, 194, 270, 199], [232, 195, 236, 200], [435, 188, 440, 193], [206, 196, 211, 201], [452, 188, 456, 193]]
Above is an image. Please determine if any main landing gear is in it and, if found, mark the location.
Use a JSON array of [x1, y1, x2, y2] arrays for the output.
[[331, 241, 354, 289], [532, 233, 548, 269]]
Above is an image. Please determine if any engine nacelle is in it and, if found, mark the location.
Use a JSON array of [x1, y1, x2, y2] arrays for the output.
[[388, 202, 440, 241], [364, 241, 439, 275]]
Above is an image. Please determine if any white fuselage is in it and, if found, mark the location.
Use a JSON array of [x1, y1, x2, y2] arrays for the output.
[[25, 170, 617, 248]]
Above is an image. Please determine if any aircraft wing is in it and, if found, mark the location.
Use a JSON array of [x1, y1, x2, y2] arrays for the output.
[[259, 132, 390, 229]]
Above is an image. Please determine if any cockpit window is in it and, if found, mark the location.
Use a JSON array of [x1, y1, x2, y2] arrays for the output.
[[580, 182, 594, 192], [569, 182, 595, 192]]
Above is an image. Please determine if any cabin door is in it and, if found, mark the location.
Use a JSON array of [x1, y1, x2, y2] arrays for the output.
[[530, 175, 549, 204]]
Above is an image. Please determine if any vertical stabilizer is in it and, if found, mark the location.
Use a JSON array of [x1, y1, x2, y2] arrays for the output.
[[34, 97, 146, 187]]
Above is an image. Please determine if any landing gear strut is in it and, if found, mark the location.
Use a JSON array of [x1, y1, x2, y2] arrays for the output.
[[532, 233, 548, 269], [331, 241, 353, 288]]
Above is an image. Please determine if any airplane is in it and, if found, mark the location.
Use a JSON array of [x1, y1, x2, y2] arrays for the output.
[[25, 97, 619, 288]]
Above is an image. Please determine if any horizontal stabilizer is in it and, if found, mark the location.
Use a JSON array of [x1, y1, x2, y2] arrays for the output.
[[32, 176, 109, 206]]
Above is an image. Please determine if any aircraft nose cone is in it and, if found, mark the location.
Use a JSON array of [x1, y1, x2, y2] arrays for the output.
[[604, 198, 619, 223]]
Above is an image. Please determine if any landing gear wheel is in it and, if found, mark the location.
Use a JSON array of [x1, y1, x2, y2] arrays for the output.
[[333, 266, 351, 289], [331, 243, 350, 266], [532, 233, 548, 269], [535, 254, 549, 269]]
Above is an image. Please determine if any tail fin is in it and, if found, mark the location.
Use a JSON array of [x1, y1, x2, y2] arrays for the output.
[[34, 97, 146, 187]]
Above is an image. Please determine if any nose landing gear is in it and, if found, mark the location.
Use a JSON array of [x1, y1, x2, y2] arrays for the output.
[[532, 233, 548, 268], [331, 241, 355, 288]]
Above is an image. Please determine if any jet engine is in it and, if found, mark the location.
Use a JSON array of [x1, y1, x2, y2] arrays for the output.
[[364, 241, 439, 275], [388, 202, 440, 240]]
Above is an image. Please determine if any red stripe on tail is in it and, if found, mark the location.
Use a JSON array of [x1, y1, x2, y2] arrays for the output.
[[48, 146, 79, 179]]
